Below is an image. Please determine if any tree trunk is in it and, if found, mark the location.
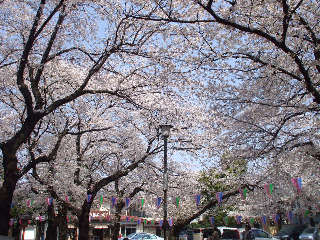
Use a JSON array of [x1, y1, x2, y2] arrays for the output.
[[111, 212, 121, 240], [57, 205, 68, 240], [46, 203, 57, 240], [0, 150, 18, 236], [12, 220, 21, 240], [78, 205, 90, 240]]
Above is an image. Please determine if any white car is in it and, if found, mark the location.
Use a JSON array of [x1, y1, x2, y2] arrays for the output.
[[130, 233, 164, 240], [243, 228, 277, 240]]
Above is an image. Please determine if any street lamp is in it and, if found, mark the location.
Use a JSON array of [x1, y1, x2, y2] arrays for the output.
[[159, 124, 173, 240]]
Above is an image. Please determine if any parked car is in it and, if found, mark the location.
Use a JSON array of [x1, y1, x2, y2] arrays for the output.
[[218, 227, 240, 236], [130, 233, 164, 240], [299, 227, 320, 240], [221, 228, 241, 240], [274, 224, 307, 240], [119, 232, 141, 240], [249, 228, 277, 240]]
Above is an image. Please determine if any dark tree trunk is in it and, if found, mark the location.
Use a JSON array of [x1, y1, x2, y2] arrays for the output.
[[46, 203, 58, 240], [0, 150, 18, 236], [36, 221, 45, 240], [0, 115, 40, 235], [111, 210, 121, 240], [172, 219, 189, 238], [78, 205, 90, 240], [57, 205, 68, 240], [12, 220, 21, 240]]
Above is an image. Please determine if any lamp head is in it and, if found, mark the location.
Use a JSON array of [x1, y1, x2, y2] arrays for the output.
[[159, 124, 173, 138]]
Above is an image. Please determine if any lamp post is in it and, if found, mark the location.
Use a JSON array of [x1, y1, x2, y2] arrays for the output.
[[159, 124, 173, 240]]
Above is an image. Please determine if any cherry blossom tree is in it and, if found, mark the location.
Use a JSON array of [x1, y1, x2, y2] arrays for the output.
[[0, 0, 193, 235], [127, 0, 319, 159]]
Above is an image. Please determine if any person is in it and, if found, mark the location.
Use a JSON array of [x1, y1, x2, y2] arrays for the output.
[[211, 226, 221, 240], [242, 224, 254, 240]]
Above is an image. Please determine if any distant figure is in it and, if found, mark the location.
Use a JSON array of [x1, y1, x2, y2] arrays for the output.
[[211, 226, 221, 240], [242, 224, 254, 240], [310, 217, 315, 227]]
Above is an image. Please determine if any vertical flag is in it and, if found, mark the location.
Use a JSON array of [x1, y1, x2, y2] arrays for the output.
[[137, 219, 141, 225], [264, 184, 272, 197], [224, 216, 229, 225], [175, 197, 180, 207], [156, 197, 162, 208], [111, 197, 117, 208], [235, 215, 242, 225], [65, 196, 69, 202], [125, 198, 130, 209], [195, 194, 201, 206], [209, 216, 215, 225], [26, 199, 33, 207], [273, 214, 280, 224], [287, 211, 293, 223], [250, 218, 255, 225], [159, 220, 163, 227], [261, 216, 267, 225], [291, 177, 302, 193], [297, 178, 302, 192], [168, 218, 173, 227], [87, 194, 92, 203], [100, 196, 104, 205], [304, 209, 310, 217], [269, 184, 274, 194], [47, 197, 53, 206], [141, 198, 145, 209], [239, 188, 247, 200], [216, 192, 223, 204]]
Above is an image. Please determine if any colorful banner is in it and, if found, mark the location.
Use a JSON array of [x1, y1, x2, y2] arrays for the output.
[[216, 192, 223, 204], [224, 216, 229, 225], [156, 197, 162, 208], [264, 184, 273, 197], [209, 216, 215, 225], [26, 199, 34, 207], [111, 197, 117, 208], [273, 214, 279, 224], [239, 188, 247, 200], [195, 194, 201, 206], [235, 215, 242, 224], [47, 197, 53, 206], [175, 197, 180, 207], [159, 220, 163, 227], [291, 177, 302, 193], [168, 218, 173, 227], [287, 211, 293, 223], [125, 198, 130, 209], [141, 198, 145, 209]]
